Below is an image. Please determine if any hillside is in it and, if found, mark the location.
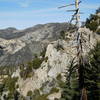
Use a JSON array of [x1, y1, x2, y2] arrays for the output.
[[0, 26, 99, 100], [0, 23, 75, 66], [0, 21, 99, 100]]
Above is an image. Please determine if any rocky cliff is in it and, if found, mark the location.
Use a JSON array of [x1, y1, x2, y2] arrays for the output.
[[10, 27, 98, 100], [0, 23, 99, 99]]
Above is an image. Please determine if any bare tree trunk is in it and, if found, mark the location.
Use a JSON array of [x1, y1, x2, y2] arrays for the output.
[[59, 1, 88, 100], [81, 88, 88, 100], [75, 1, 87, 100]]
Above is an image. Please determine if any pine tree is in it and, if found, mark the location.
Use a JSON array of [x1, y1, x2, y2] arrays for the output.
[[84, 42, 100, 100], [61, 59, 80, 100], [85, 7, 100, 33]]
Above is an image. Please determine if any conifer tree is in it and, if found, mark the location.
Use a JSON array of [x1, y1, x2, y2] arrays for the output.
[[61, 59, 80, 100], [84, 42, 100, 100], [85, 7, 100, 33]]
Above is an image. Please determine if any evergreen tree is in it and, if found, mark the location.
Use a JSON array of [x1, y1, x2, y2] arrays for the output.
[[61, 42, 100, 100], [61, 59, 80, 100], [96, 7, 100, 14], [84, 42, 100, 100], [85, 7, 100, 33]]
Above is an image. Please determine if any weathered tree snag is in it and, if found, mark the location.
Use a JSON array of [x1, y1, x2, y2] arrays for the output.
[[75, 0, 87, 100], [59, 0, 88, 100]]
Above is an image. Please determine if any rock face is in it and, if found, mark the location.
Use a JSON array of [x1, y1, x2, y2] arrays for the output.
[[14, 40, 75, 97], [0, 23, 73, 66], [12, 28, 97, 99]]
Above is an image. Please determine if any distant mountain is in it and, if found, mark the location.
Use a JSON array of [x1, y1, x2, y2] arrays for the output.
[[0, 23, 72, 40], [0, 27, 17, 39], [0, 23, 74, 66]]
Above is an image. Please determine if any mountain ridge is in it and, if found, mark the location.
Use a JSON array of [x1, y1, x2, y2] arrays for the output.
[[0, 22, 74, 66], [0, 23, 72, 40]]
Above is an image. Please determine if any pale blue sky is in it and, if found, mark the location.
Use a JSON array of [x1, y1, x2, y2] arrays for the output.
[[0, 0, 100, 29]]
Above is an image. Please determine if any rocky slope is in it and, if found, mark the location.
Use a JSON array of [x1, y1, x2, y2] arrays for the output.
[[10, 27, 98, 100], [0, 23, 74, 66], [0, 8, 100, 100], [0, 22, 99, 99]]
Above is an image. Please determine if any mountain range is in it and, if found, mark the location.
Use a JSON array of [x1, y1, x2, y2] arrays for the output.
[[0, 23, 74, 66]]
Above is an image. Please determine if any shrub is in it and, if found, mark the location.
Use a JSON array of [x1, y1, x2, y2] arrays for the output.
[[0, 84, 4, 95], [32, 58, 43, 69], [27, 90, 33, 96], [32, 89, 48, 100], [27, 62, 33, 71], [16, 84, 19, 89], [34, 89, 40, 96], [3, 77, 18, 94], [54, 98, 59, 100], [60, 31, 66, 39], [2, 76, 18, 99], [20, 68, 34, 79], [56, 74, 62, 81], [33, 94, 49, 100], [50, 88, 59, 94], [20, 57, 43, 79]]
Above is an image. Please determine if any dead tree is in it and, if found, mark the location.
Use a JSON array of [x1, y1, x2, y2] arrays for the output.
[[59, 0, 87, 100]]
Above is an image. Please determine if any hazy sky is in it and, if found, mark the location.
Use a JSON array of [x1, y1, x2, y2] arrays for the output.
[[0, 0, 100, 29]]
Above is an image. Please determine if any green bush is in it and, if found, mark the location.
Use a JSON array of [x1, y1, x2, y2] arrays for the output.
[[32, 58, 43, 69], [27, 62, 33, 71], [3, 77, 18, 94], [20, 68, 34, 79], [16, 84, 19, 89], [32, 89, 49, 100], [32, 88, 59, 100], [50, 88, 59, 94], [60, 31, 66, 39], [33, 94, 49, 100], [27, 90, 33, 96], [2, 76, 18, 99], [56, 74, 62, 81], [20, 57, 43, 79], [0, 84, 4, 95]]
